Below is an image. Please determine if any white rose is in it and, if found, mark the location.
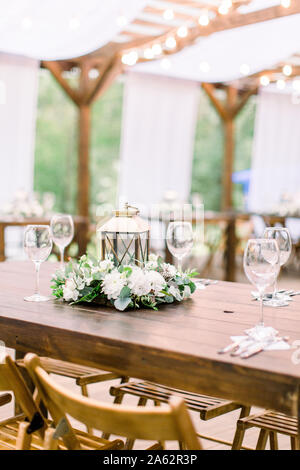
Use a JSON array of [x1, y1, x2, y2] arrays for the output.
[[145, 270, 166, 297], [65, 278, 77, 291], [145, 260, 158, 270], [63, 286, 79, 302], [149, 253, 158, 262], [102, 271, 126, 300], [160, 263, 177, 281], [128, 268, 151, 297], [98, 258, 114, 272]]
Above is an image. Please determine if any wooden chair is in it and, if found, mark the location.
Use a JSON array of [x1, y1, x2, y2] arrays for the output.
[[232, 410, 300, 450], [0, 355, 123, 450], [17, 356, 126, 433], [107, 379, 249, 448], [24, 353, 202, 450]]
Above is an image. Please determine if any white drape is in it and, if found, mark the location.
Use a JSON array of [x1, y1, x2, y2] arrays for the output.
[[0, 53, 39, 211], [0, 0, 146, 60], [248, 85, 300, 213], [118, 72, 200, 213]]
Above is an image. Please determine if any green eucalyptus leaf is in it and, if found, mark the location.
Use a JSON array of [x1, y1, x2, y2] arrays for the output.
[[114, 296, 131, 311]]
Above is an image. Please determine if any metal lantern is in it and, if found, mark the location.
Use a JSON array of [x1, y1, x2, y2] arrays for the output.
[[97, 203, 150, 266]]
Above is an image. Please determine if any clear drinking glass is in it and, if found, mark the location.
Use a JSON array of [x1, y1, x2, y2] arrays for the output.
[[166, 221, 193, 272], [263, 227, 292, 307], [243, 238, 280, 332], [23, 225, 53, 302], [50, 214, 74, 269]]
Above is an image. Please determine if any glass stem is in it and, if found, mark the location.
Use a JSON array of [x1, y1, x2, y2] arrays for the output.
[[259, 292, 264, 326], [34, 262, 41, 296], [60, 247, 65, 270], [177, 257, 182, 273], [273, 279, 278, 300]]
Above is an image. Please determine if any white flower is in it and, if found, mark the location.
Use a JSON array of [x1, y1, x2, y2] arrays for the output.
[[63, 278, 79, 302], [145, 260, 158, 270], [169, 285, 182, 301], [98, 258, 114, 272], [145, 270, 166, 297], [128, 268, 151, 297], [102, 271, 126, 300], [160, 263, 177, 281], [149, 253, 158, 262]]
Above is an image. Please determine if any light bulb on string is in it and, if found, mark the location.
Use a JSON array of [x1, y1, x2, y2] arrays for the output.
[[163, 9, 174, 20], [165, 36, 177, 50], [277, 79, 286, 90], [152, 43, 162, 56], [177, 26, 188, 38], [283, 64, 292, 76], [281, 0, 291, 7], [144, 48, 154, 60], [121, 51, 138, 66], [198, 14, 209, 26], [218, 4, 229, 15], [260, 75, 270, 86]]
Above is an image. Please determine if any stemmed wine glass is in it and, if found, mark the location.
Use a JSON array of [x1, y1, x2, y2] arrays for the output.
[[50, 214, 74, 270], [243, 239, 280, 332], [166, 221, 193, 272], [263, 227, 292, 307], [23, 225, 53, 302]]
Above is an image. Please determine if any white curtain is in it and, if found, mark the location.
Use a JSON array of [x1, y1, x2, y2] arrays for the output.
[[0, 52, 39, 211], [118, 72, 200, 213], [248, 84, 300, 239]]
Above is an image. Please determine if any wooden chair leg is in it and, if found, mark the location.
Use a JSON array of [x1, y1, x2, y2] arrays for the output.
[[270, 432, 278, 450], [232, 422, 246, 450], [256, 429, 269, 450], [154, 400, 165, 450], [239, 406, 251, 419], [102, 392, 125, 440], [291, 436, 300, 450], [81, 384, 93, 435], [44, 428, 59, 450], [16, 421, 32, 450], [125, 397, 148, 450]]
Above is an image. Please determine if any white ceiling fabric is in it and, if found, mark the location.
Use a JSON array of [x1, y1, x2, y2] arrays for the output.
[[0, 0, 146, 60], [134, 14, 300, 83]]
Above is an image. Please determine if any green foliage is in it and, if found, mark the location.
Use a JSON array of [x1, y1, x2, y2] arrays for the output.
[[34, 72, 256, 214]]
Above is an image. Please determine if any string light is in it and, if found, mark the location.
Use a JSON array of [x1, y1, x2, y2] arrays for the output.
[[163, 9, 174, 20], [199, 61, 210, 73], [283, 64, 292, 76], [218, 3, 230, 15], [281, 0, 291, 7], [152, 43, 162, 56], [240, 64, 250, 76], [292, 79, 300, 91], [161, 58, 171, 70], [88, 68, 99, 79], [69, 17, 80, 30], [260, 75, 270, 86], [277, 79, 286, 90], [121, 51, 138, 66], [21, 17, 32, 30], [198, 14, 209, 26], [144, 48, 154, 60], [177, 26, 188, 38], [165, 36, 177, 50]]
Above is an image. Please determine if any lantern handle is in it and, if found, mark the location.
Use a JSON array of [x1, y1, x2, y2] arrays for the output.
[[124, 202, 140, 214]]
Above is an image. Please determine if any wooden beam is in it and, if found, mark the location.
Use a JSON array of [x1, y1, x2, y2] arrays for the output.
[[202, 83, 228, 121], [85, 58, 122, 105], [78, 103, 90, 218], [231, 86, 258, 118], [42, 61, 80, 106]]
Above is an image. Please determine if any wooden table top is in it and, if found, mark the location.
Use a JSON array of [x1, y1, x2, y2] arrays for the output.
[[0, 261, 300, 416]]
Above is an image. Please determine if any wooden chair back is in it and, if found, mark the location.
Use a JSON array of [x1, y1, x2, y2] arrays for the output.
[[0, 355, 46, 439], [25, 353, 202, 450]]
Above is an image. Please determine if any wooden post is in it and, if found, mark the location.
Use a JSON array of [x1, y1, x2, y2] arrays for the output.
[[222, 86, 237, 211], [78, 104, 90, 218]]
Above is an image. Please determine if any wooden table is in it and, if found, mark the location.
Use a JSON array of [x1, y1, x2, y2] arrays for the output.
[[1, 261, 300, 419], [0, 216, 89, 261]]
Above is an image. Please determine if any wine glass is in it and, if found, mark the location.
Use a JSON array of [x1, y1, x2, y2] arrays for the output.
[[23, 225, 53, 302], [263, 227, 292, 307], [50, 214, 74, 269], [243, 239, 280, 332], [166, 221, 193, 272]]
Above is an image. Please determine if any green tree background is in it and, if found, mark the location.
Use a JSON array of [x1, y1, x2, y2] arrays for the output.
[[34, 70, 255, 214]]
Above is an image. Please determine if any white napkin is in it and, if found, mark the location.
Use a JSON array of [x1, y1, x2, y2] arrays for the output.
[[231, 335, 290, 351], [0, 341, 6, 363]]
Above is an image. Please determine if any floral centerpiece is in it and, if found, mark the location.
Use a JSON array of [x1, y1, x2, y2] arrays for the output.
[[51, 254, 197, 311]]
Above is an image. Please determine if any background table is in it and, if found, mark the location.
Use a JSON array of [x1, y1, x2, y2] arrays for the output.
[[0, 261, 300, 420]]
